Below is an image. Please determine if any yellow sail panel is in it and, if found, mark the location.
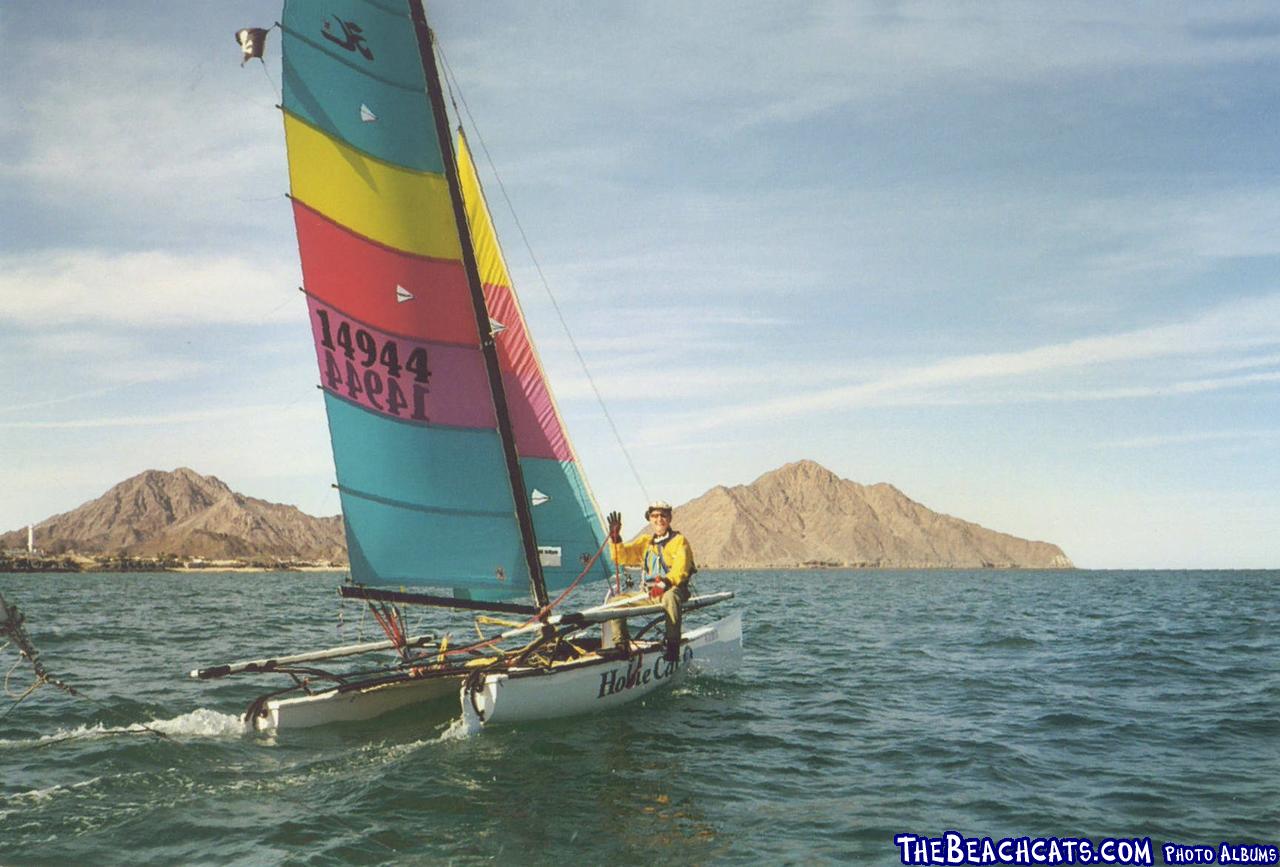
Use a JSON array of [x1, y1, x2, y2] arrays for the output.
[[284, 112, 462, 262], [456, 132, 513, 290]]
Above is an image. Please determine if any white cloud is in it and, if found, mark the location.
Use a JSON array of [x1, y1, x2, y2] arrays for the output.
[[1097, 429, 1280, 449], [1200, 351, 1280, 374], [0, 383, 142, 417], [0, 403, 309, 431], [444, 2, 1280, 142], [538, 292, 1280, 411], [0, 401, 337, 529], [0, 249, 301, 328], [18, 329, 136, 356], [949, 369, 1280, 406], [627, 293, 1280, 439], [1042, 189, 1280, 301], [2, 32, 285, 241]]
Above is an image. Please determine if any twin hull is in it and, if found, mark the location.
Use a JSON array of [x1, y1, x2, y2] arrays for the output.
[[260, 669, 460, 731], [261, 610, 742, 730]]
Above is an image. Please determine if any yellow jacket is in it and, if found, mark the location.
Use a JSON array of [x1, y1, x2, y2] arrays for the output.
[[610, 531, 696, 590]]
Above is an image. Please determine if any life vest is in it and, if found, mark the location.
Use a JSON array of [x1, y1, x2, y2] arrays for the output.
[[643, 531, 697, 582]]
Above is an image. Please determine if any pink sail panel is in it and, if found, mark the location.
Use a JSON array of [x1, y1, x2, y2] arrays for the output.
[[293, 200, 480, 348], [483, 284, 572, 461], [307, 296, 496, 430]]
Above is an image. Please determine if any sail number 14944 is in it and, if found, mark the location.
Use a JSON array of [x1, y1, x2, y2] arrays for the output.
[[314, 307, 432, 420]]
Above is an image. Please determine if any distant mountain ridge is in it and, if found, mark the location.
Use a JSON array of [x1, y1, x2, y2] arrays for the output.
[[669, 460, 1072, 569], [0, 468, 345, 562], [3, 461, 1070, 570]]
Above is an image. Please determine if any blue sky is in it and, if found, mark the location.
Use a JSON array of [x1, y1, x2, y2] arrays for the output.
[[2, 2, 1278, 568]]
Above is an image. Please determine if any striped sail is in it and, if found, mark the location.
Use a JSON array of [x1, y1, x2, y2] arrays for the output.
[[456, 133, 609, 596], [281, 0, 606, 600]]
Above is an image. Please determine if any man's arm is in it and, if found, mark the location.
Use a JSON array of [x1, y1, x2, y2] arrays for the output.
[[610, 536, 648, 568], [606, 510, 649, 568], [664, 536, 694, 588]]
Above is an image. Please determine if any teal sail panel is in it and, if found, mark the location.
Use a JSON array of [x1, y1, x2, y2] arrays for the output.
[[521, 458, 610, 595], [281, 0, 443, 173], [324, 394, 531, 598], [341, 493, 530, 600]]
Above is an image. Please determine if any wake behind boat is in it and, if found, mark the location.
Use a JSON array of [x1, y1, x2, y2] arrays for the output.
[[195, 0, 741, 731]]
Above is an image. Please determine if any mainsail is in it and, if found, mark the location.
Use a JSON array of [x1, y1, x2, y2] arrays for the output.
[[280, 0, 608, 602]]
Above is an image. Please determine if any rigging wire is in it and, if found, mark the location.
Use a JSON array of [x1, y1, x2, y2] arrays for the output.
[[436, 535, 609, 662], [0, 593, 169, 739], [435, 41, 651, 504], [258, 60, 281, 103], [253, 24, 283, 103]]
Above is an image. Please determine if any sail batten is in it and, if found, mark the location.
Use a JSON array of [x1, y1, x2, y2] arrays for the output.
[[283, 113, 461, 261], [300, 290, 481, 351], [291, 198, 462, 266], [335, 486, 514, 520]]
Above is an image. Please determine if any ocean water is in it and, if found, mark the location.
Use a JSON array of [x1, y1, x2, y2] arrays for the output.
[[1, 569, 1276, 865]]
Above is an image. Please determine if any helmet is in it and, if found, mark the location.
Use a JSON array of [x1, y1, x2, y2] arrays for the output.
[[645, 499, 673, 520]]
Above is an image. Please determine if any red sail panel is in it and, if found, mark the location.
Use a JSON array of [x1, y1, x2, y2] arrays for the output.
[[456, 136, 572, 462], [307, 297, 496, 430], [482, 285, 573, 461], [293, 201, 480, 348]]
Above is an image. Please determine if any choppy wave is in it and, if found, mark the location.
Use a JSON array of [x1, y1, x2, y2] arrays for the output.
[[142, 707, 247, 738], [439, 712, 479, 741], [0, 708, 246, 749], [2, 776, 104, 804], [2, 568, 1277, 864]]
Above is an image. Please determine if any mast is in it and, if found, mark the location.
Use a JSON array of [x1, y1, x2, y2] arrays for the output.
[[408, 1, 549, 608]]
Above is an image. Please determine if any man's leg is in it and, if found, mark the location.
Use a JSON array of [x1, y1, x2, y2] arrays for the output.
[[660, 586, 684, 662]]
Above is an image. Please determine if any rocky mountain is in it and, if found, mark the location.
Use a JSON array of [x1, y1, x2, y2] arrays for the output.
[[669, 460, 1072, 569], [0, 468, 345, 562], [4, 461, 1070, 570]]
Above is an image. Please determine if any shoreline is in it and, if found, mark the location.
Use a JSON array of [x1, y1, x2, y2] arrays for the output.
[[0, 562, 347, 575], [3, 563, 1078, 575]]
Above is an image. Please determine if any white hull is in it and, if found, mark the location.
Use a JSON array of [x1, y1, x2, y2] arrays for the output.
[[463, 610, 742, 726], [258, 671, 461, 731], [253, 609, 742, 732]]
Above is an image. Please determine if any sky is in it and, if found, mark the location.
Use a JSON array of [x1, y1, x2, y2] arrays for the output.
[[2, 1, 1279, 569]]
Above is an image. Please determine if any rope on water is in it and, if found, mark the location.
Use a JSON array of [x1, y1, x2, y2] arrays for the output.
[[1, 592, 170, 740]]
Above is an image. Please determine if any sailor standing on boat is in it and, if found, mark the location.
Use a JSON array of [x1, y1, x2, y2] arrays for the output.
[[606, 501, 696, 662]]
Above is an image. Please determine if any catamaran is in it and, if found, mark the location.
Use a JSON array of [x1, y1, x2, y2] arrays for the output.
[[194, 1, 741, 730]]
